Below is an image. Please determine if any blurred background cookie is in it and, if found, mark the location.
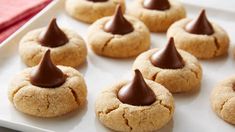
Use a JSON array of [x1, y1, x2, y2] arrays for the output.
[[128, 0, 186, 32], [65, 0, 125, 23]]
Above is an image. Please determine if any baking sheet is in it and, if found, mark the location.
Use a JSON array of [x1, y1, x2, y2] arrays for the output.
[[0, 0, 235, 131]]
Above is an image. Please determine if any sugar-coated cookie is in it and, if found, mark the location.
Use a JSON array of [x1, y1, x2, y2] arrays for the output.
[[65, 0, 125, 23], [19, 18, 87, 67], [133, 38, 202, 93], [167, 10, 229, 59], [87, 5, 150, 58], [9, 50, 87, 117], [211, 76, 235, 124], [128, 0, 186, 32], [95, 70, 174, 131]]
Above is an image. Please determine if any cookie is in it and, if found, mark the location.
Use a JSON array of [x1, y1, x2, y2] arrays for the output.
[[95, 70, 174, 131], [133, 38, 202, 93], [8, 50, 87, 117], [210, 76, 235, 124], [127, 0, 186, 32], [65, 0, 125, 23], [87, 5, 150, 58], [19, 18, 87, 67], [167, 9, 229, 59]]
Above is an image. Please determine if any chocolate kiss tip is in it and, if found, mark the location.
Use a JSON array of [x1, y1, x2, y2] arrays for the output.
[[116, 4, 122, 14], [201, 9, 206, 14], [150, 37, 185, 69], [104, 4, 134, 35], [185, 9, 214, 35], [143, 0, 170, 10], [117, 69, 156, 106], [39, 18, 69, 47], [30, 50, 66, 88]]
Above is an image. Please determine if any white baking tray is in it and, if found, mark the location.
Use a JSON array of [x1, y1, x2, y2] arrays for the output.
[[0, 0, 234, 131]]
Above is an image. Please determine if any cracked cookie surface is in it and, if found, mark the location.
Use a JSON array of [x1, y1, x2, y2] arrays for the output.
[[87, 16, 150, 58], [19, 28, 87, 67], [167, 18, 229, 59], [65, 0, 125, 24], [132, 49, 202, 93], [210, 76, 235, 124], [8, 66, 87, 117], [95, 80, 174, 132], [127, 0, 186, 32]]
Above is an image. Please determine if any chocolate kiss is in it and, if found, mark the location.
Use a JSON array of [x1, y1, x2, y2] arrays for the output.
[[86, 0, 107, 2], [185, 9, 214, 35], [143, 0, 170, 10], [104, 5, 134, 35], [39, 18, 69, 47], [117, 69, 156, 106], [30, 50, 67, 88], [150, 37, 185, 69]]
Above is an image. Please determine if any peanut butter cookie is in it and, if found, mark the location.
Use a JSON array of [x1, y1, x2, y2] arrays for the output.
[[211, 76, 235, 124], [128, 0, 186, 32], [19, 18, 87, 67], [167, 10, 229, 59], [65, 0, 125, 23], [9, 50, 87, 117], [87, 5, 150, 58], [95, 70, 174, 131], [133, 38, 202, 93]]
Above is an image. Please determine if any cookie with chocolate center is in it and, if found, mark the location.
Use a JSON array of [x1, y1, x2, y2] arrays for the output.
[[65, 0, 125, 23], [128, 0, 186, 32], [167, 9, 230, 59], [95, 69, 174, 131], [87, 5, 150, 58], [19, 18, 87, 67], [133, 38, 202, 93], [9, 50, 87, 117]]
